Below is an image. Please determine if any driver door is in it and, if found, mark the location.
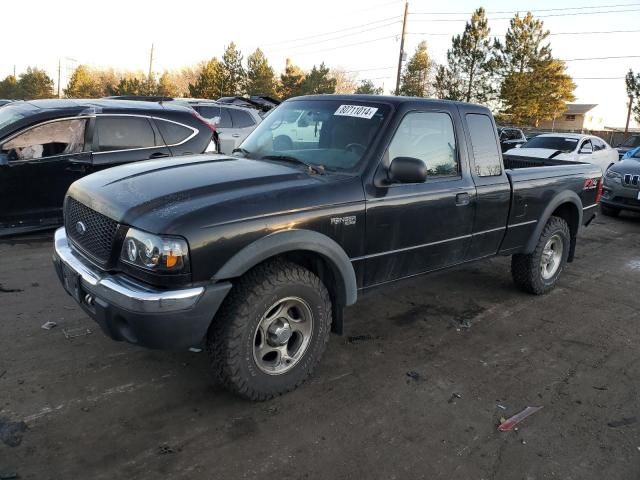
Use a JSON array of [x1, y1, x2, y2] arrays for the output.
[[0, 118, 91, 230], [363, 108, 476, 286]]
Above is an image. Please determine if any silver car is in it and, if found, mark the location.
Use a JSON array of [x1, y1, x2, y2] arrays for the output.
[[600, 151, 640, 216], [190, 102, 262, 154]]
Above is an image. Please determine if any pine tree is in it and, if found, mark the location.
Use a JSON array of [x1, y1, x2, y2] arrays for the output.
[[0, 75, 19, 99], [17, 67, 54, 99], [114, 76, 145, 96], [300, 63, 336, 95], [278, 59, 305, 99], [219, 42, 245, 97], [496, 13, 575, 126], [156, 72, 179, 97], [245, 48, 276, 96], [435, 8, 495, 103], [64, 65, 103, 98], [494, 13, 551, 76], [189, 58, 224, 98], [399, 41, 433, 97], [625, 69, 640, 124], [354, 79, 383, 95]]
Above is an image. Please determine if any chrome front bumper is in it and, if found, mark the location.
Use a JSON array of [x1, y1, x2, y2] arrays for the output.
[[52, 227, 232, 349], [53, 227, 204, 313]]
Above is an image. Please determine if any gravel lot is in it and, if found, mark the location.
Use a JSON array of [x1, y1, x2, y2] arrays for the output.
[[1, 212, 639, 479]]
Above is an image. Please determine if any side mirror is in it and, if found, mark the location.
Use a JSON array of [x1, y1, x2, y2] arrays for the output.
[[579, 145, 593, 154], [389, 156, 427, 184], [297, 117, 310, 128], [0, 153, 8, 166]]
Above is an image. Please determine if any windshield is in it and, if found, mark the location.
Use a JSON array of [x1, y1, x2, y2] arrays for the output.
[[236, 100, 389, 171], [0, 103, 35, 132], [622, 135, 640, 148], [522, 136, 579, 153]]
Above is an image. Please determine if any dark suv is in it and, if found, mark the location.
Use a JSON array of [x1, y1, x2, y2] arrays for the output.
[[0, 99, 215, 235]]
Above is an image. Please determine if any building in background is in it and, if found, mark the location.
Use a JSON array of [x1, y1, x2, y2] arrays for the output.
[[540, 103, 605, 132]]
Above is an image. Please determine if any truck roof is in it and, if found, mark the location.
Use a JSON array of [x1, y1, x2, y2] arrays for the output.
[[285, 94, 490, 111]]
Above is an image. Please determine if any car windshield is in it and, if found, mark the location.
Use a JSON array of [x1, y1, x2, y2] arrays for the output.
[[522, 136, 579, 153], [236, 99, 389, 171], [0, 104, 31, 131], [621, 135, 640, 148]]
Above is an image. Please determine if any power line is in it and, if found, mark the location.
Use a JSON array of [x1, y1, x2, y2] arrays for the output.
[[410, 3, 640, 15], [563, 55, 640, 61], [262, 15, 401, 46], [407, 29, 640, 37], [343, 66, 396, 73], [283, 34, 399, 56], [409, 7, 640, 22], [269, 19, 400, 52]]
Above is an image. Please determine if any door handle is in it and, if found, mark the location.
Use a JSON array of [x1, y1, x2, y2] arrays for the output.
[[456, 193, 471, 206], [231, 134, 241, 138], [149, 152, 170, 159]]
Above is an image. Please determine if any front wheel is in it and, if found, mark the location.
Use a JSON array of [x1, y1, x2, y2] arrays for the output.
[[511, 216, 570, 295], [207, 260, 332, 400]]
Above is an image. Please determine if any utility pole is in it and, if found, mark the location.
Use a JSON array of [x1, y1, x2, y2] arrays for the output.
[[148, 43, 154, 81], [395, 0, 408, 96], [57, 59, 61, 98], [625, 95, 633, 133]]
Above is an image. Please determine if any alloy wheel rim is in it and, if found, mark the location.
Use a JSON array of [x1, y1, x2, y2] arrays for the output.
[[253, 297, 314, 375], [540, 234, 564, 280]]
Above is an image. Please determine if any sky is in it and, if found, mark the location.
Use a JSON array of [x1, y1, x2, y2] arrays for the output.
[[1, 0, 639, 127]]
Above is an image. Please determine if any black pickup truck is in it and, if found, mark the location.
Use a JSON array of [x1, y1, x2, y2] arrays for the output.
[[53, 95, 603, 400]]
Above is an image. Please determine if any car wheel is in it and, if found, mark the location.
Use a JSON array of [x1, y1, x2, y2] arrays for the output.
[[207, 259, 332, 400], [600, 204, 620, 217], [511, 216, 570, 295]]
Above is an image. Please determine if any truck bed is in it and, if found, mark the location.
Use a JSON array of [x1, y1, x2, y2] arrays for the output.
[[503, 154, 583, 169]]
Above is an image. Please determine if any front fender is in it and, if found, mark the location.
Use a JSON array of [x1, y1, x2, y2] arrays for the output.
[[212, 229, 358, 306]]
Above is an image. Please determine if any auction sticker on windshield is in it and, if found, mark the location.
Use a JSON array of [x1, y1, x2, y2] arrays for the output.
[[334, 105, 378, 119]]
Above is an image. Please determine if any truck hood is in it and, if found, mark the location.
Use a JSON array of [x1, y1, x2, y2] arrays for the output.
[[67, 154, 335, 233], [504, 148, 573, 160]]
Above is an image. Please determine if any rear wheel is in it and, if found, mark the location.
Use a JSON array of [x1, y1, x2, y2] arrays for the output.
[[511, 216, 570, 295], [207, 260, 332, 400], [600, 204, 620, 217]]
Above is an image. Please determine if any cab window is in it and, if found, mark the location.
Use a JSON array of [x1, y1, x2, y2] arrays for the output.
[[466, 114, 502, 177], [2, 118, 88, 161], [387, 112, 458, 177]]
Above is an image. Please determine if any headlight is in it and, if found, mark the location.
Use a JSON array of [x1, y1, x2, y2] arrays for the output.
[[120, 228, 190, 273], [605, 169, 622, 180]]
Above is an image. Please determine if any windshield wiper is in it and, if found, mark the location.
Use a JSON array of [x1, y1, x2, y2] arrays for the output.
[[260, 154, 325, 175], [232, 147, 251, 157]]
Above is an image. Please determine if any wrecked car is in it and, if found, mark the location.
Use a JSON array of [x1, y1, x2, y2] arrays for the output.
[[0, 99, 216, 236]]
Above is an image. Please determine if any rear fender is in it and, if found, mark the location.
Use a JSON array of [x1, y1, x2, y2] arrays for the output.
[[524, 191, 583, 261]]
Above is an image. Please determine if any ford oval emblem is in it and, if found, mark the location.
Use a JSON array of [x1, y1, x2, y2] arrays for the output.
[[75, 221, 87, 235]]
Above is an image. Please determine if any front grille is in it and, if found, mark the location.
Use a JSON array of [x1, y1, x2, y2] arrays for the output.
[[65, 197, 118, 265]]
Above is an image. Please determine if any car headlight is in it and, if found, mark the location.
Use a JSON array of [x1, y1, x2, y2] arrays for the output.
[[605, 169, 622, 180], [120, 227, 190, 273]]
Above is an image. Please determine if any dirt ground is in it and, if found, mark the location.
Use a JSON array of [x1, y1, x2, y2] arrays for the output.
[[1, 212, 639, 480]]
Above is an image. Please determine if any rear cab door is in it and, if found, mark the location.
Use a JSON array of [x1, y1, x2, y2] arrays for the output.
[[90, 115, 171, 168], [459, 105, 512, 260], [362, 100, 477, 286]]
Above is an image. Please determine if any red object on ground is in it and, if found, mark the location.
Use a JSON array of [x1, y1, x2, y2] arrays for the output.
[[498, 406, 543, 432]]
